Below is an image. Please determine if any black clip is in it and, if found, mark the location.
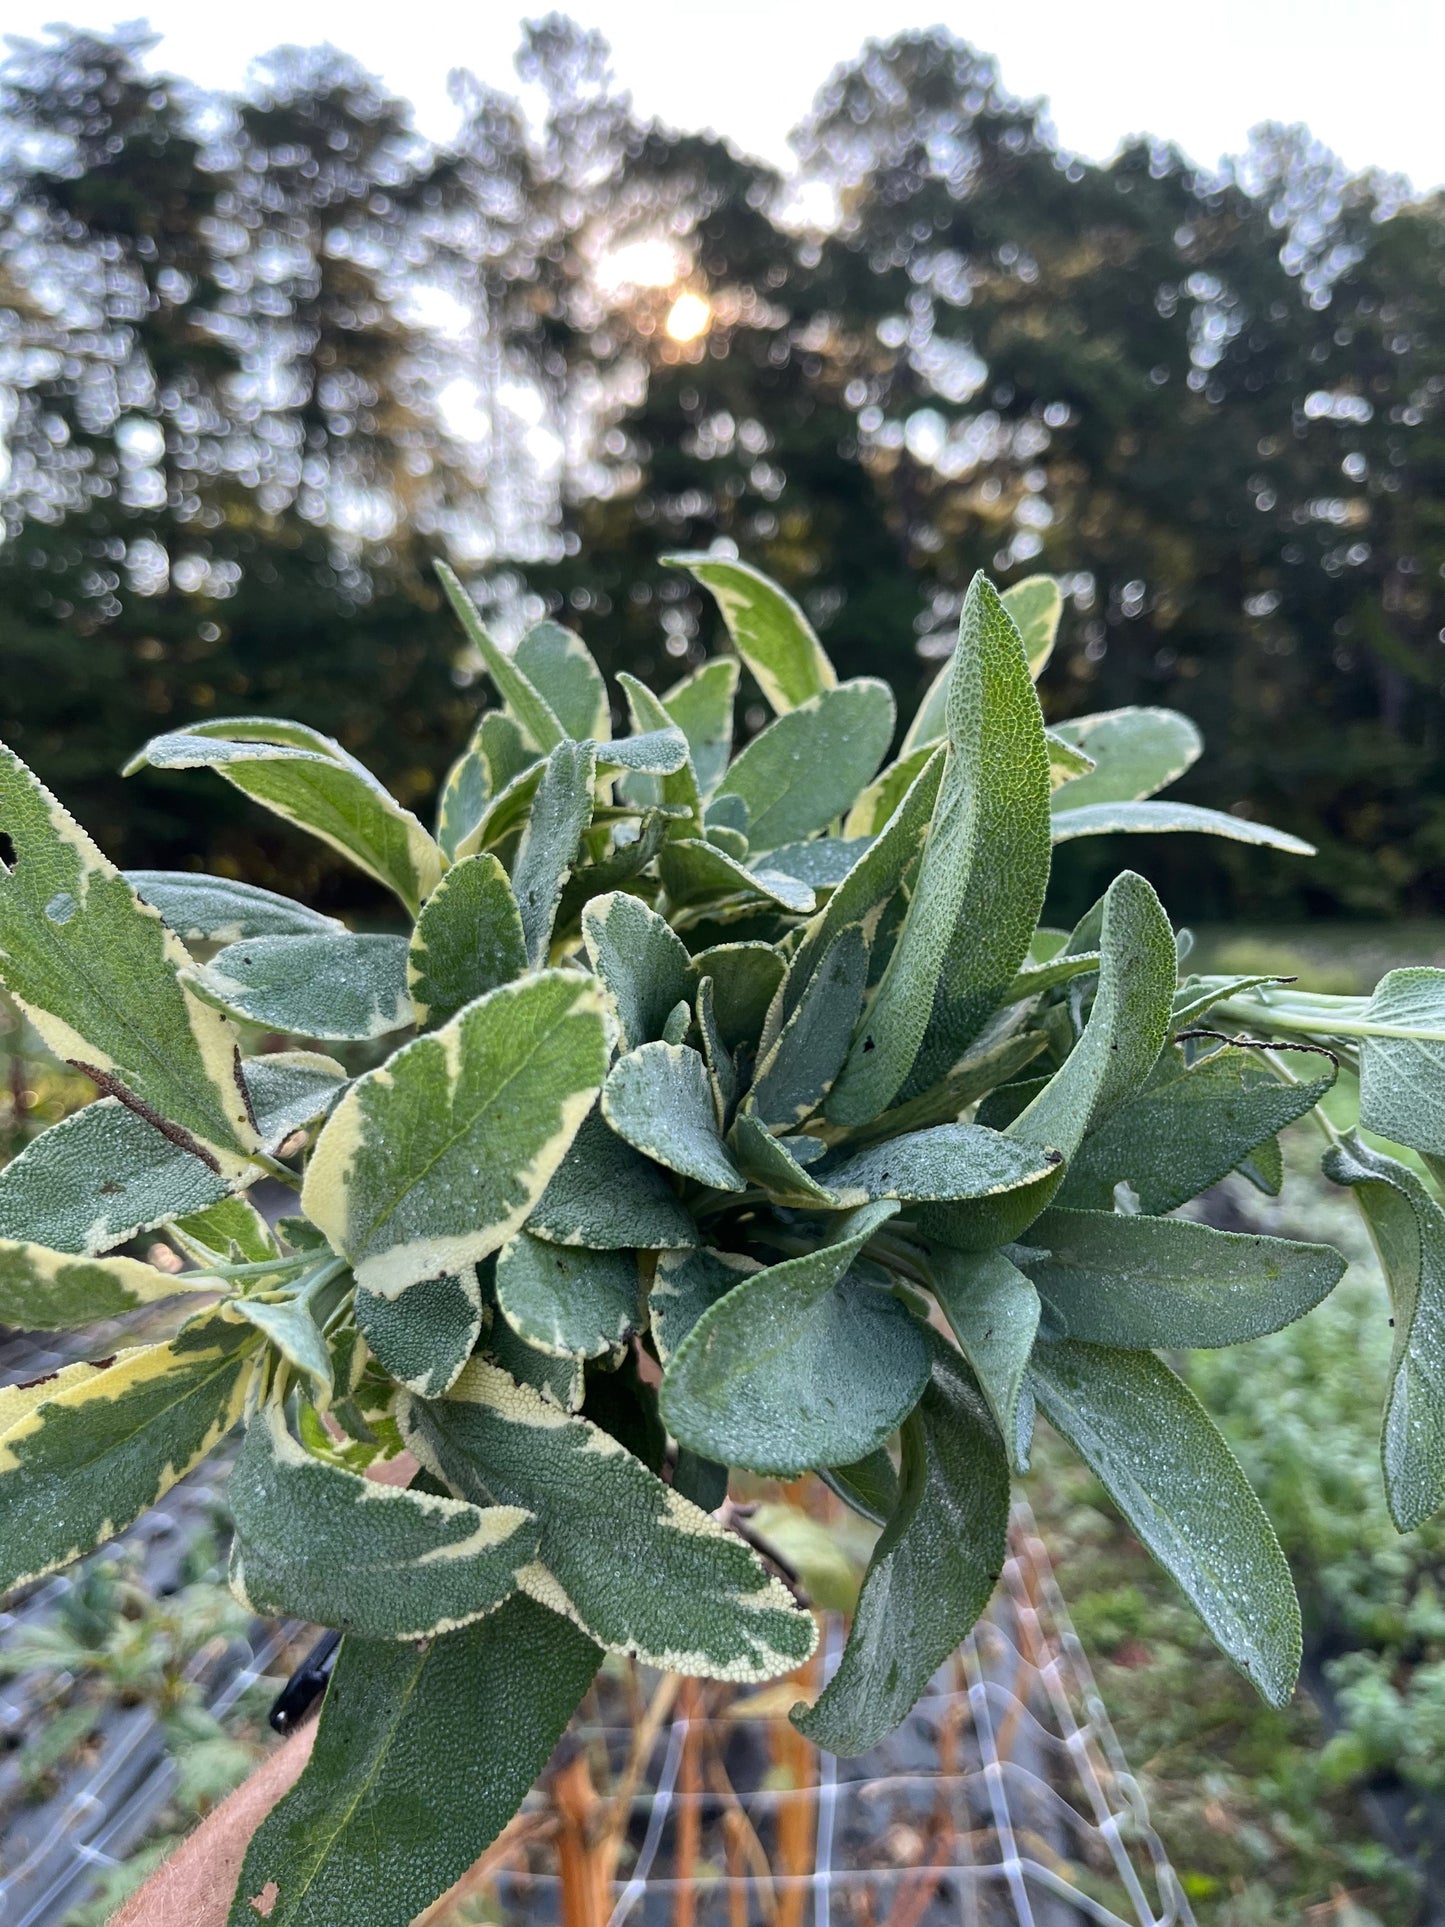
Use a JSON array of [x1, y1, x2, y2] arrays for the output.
[[269, 1628, 342, 1735]]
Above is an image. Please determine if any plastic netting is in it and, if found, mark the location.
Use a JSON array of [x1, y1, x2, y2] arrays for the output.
[[420, 1511, 1195, 1927]]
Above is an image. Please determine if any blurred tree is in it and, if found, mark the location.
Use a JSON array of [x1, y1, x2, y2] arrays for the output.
[[1, 19, 1442, 918], [0, 29, 468, 898]]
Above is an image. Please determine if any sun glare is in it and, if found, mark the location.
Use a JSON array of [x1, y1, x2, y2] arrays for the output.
[[665, 291, 712, 343]]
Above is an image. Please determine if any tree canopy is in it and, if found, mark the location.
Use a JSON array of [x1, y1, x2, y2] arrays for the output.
[[2, 19, 1441, 918]]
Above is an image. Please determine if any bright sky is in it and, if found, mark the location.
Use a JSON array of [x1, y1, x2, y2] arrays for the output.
[[6, 0, 1444, 191]]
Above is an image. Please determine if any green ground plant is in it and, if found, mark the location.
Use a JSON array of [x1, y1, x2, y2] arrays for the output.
[[1, 558, 1443, 1925]]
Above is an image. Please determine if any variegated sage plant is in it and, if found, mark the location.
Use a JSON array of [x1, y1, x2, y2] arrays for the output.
[[2, 556, 1444, 1925]]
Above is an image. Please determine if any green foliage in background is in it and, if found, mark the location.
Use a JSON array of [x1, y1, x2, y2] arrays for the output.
[[2, 558, 1445, 1922]]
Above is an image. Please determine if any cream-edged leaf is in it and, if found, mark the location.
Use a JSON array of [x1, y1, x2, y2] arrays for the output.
[[127, 718, 443, 914], [301, 972, 608, 1297], [0, 1237, 205, 1330], [404, 1359, 817, 1680], [183, 933, 413, 1041], [229, 1402, 537, 1639], [666, 553, 836, 712], [0, 739, 261, 1173], [0, 1313, 262, 1592]]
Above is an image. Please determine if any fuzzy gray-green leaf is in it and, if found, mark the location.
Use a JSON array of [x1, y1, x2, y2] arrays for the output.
[[1, 740, 261, 1173], [0, 1051, 344, 1255], [408, 853, 527, 1030], [124, 871, 342, 943], [582, 891, 692, 1052], [1030, 1340, 1301, 1706], [511, 739, 597, 966], [1022, 1209, 1345, 1348], [354, 1268, 486, 1397], [495, 1231, 640, 1358], [184, 933, 412, 1041], [602, 1042, 744, 1192], [1050, 799, 1313, 854], [659, 1204, 925, 1476], [1356, 969, 1445, 1156], [229, 1595, 600, 1927], [928, 1248, 1040, 1472], [1323, 1132, 1445, 1531], [1049, 707, 1202, 809], [828, 576, 1051, 1123], [1055, 1042, 1336, 1213], [794, 1339, 1009, 1754], [1009, 871, 1175, 1162], [717, 680, 894, 853], [527, 1104, 698, 1250]]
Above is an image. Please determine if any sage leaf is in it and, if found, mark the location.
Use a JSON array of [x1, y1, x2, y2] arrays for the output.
[[434, 747, 488, 863], [618, 672, 702, 831], [1055, 1042, 1336, 1213], [514, 617, 609, 740], [662, 657, 738, 797], [748, 923, 869, 1128], [408, 853, 527, 1030], [659, 837, 815, 916], [405, 1359, 817, 1678], [0, 1237, 205, 1330], [302, 971, 608, 1297], [1009, 870, 1175, 1161], [1, 740, 261, 1172], [596, 728, 691, 774], [436, 564, 566, 752], [227, 1292, 335, 1399], [495, 1231, 640, 1358], [1356, 968, 1445, 1156], [688, 942, 786, 1051], [824, 1121, 1060, 1206], [667, 552, 836, 712], [582, 891, 692, 1052], [511, 739, 598, 966], [124, 871, 341, 943], [229, 1594, 600, 1927], [650, 1247, 754, 1366], [127, 718, 443, 913], [1323, 1132, 1445, 1530], [1050, 798, 1313, 854], [229, 1403, 536, 1639], [172, 1195, 278, 1266], [354, 1267, 486, 1397], [900, 573, 1062, 758], [602, 1042, 745, 1192], [928, 1247, 1040, 1472], [1049, 706, 1202, 809], [730, 1111, 841, 1207], [0, 1313, 261, 1591], [0, 1050, 345, 1255], [828, 575, 1051, 1123], [1022, 1209, 1345, 1348], [184, 933, 413, 1041], [527, 1103, 698, 1251], [1002, 573, 1064, 679], [795, 1338, 1009, 1754], [717, 680, 894, 852], [1030, 1339, 1301, 1706], [659, 1203, 927, 1476]]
